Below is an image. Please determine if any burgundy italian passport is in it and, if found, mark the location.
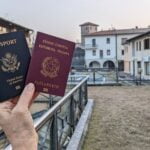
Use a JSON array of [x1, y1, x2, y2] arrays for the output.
[[26, 32, 75, 96], [0, 32, 31, 102]]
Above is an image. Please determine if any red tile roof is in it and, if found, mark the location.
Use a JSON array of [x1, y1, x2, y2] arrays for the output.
[[85, 28, 150, 36], [0, 17, 33, 32], [127, 31, 150, 42]]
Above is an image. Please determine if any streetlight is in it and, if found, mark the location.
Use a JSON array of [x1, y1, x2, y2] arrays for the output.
[[138, 68, 143, 85]]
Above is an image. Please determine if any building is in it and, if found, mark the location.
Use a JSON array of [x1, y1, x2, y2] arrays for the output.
[[80, 22, 99, 46], [0, 17, 34, 49], [80, 22, 150, 70], [124, 31, 150, 79]]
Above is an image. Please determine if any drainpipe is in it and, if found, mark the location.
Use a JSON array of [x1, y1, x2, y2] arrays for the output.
[[115, 33, 119, 83]]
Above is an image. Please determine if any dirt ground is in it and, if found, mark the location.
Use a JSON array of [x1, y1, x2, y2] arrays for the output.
[[82, 86, 150, 150]]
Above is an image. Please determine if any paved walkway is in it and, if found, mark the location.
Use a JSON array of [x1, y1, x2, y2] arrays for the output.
[[82, 86, 150, 150]]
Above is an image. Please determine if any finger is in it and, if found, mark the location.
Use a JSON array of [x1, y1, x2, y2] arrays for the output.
[[16, 83, 35, 110]]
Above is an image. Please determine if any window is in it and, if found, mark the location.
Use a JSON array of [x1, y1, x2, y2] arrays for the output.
[[85, 27, 88, 30], [145, 62, 150, 75], [137, 61, 141, 68], [92, 39, 96, 47], [144, 39, 150, 49], [92, 50, 96, 56], [136, 42, 139, 51], [107, 49, 111, 55], [106, 38, 110, 44], [121, 38, 127, 45], [139, 41, 141, 50], [100, 50, 103, 58], [121, 50, 124, 55]]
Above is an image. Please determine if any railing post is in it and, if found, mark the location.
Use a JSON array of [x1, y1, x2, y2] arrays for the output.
[[116, 67, 119, 83], [70, 95, 75, 132], [139, 71, 142, 85], [84, 81, 88, 105], [50, 113, 58, 150], [79, 86, 84, 112], [48, 95, 53, 108]]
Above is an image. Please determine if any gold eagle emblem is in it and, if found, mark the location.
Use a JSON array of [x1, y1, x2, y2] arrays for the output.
[[0, 53, 20, 73], [40, 57, 60, 78]]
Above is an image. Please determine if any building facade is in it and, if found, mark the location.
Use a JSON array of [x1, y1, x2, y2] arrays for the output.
[[0, 17, 34, 49], [124, 31, 150, 79], [80, 22, 150, 70], [84, 35, 116, 69]]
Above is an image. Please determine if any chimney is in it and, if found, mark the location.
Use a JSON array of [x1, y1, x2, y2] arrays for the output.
[[135, 26, 138, 29]]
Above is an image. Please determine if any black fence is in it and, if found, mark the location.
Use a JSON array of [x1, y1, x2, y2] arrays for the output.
[[70, 68, 150, 86]]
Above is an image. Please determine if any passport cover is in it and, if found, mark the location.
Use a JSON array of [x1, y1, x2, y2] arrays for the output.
[[0, 32, 31, 102], [26, 32, 75, 96]]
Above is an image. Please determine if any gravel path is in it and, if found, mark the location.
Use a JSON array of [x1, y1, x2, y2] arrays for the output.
[[82, 86, 150, 150]]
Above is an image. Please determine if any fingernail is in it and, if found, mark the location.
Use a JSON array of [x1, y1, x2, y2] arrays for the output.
[[26, 83, 34, 91]]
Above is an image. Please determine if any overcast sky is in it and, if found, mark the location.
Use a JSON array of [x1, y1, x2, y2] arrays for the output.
[[0, 0, 150, 42]]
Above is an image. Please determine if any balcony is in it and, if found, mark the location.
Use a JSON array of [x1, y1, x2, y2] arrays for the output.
[[85, 44, 98, 50]]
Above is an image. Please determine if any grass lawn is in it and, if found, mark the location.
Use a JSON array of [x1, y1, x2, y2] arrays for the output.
[[82, 86, 150, 150]]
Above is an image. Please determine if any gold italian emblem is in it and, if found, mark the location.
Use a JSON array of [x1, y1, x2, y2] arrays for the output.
[[0, 53, 20, 73], [41, 56, 60, 78]]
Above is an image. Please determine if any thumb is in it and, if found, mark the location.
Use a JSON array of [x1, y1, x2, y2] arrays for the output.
[[16, 83, 35, 110]]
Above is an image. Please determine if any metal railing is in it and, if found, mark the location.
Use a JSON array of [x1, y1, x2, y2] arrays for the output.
[[5, 75, 88, 150], [71, 68, 150, 86], [85, 44, 98, 49], [71, 68, 118, 85]]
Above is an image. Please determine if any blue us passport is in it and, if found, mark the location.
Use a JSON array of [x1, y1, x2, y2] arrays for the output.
[[0, 32, 31, 102]]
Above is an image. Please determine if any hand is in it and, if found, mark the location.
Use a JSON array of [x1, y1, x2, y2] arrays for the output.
[[0, 83, 38, 150]]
